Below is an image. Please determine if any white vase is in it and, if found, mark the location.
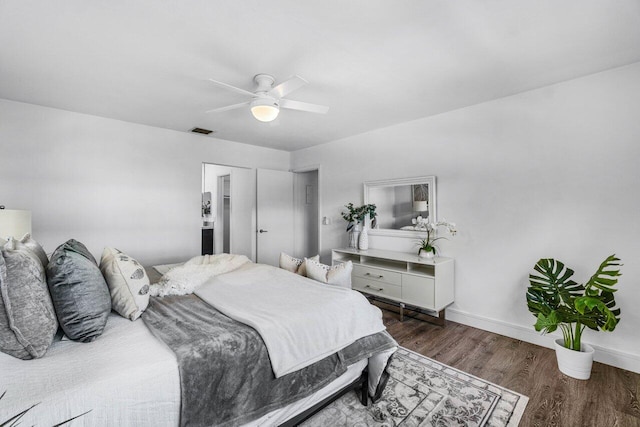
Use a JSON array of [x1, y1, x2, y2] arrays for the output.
[[358, 226, 369, 250], [554, 338, 594, 380], [349, 223, 361, 248]]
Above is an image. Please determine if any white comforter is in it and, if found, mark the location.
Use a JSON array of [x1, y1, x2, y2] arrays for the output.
[[195, 263, 386, 378]]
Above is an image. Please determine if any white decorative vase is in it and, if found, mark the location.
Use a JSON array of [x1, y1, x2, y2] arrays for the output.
[[554, 338, 594, 380], [349, 223, 361, 248], [358, 226, 369, 250]]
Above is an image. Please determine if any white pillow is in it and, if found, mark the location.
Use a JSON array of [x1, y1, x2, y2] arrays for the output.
[[279, 252, 319, 276], [99, 247, 150, 321], [305, 259, 353, 288]]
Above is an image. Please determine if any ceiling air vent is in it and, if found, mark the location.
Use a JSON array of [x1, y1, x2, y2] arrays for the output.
[[190, 127, 214, 135]]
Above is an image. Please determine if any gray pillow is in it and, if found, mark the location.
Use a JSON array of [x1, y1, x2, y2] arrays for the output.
[[46, 239, 111, 342], [19, 233, 49, 268], [0, 239, 58, 359]]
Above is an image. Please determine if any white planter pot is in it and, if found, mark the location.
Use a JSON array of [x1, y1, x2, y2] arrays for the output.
[[348, 230, 360, 248], [419, 250, 434, 259], [348, 223, 361, 248], [554, 338, 594, 380]]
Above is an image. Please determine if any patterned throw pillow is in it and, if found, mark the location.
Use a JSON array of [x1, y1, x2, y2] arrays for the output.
[[279, 253, 319, 276], [99, 247, 150, 321], [46, 239, 111, 342], [0, 238, 58, 359], [305, 259, 353, 289]]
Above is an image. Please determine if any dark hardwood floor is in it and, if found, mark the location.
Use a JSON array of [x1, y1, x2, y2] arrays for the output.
[[378, 302, 640, 427]]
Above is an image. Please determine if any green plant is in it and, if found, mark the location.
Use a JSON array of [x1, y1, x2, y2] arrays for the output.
[[361, 204, 378, 229], [341, 203, 377, 231], [415, 220, 457, 256], [526, 255, 622, 351], [341, 203, 359, 231], [416, 237, 437, 256]]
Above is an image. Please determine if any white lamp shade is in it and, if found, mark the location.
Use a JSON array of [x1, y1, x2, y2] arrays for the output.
[[0, 209, 32, 239], [250, 98, 280, 122], [413, 201, 428, 212]]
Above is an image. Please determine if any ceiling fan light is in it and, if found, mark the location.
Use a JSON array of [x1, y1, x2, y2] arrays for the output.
[[250, 98, 280, 122]]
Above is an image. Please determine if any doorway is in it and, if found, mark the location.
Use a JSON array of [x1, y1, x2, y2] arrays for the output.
[[202, 164, 319, 265], [293, 168, 320, 258], [202, 163, 256, 261], [219, 174, 230, 253]]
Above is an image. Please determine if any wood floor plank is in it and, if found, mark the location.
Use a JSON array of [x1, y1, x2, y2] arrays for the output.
[[380, 306, 640, 427]]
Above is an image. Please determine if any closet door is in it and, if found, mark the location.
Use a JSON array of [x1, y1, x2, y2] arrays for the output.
[[256, 169, 294, 266]]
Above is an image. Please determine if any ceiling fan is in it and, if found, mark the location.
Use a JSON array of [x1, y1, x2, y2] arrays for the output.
[[206, 74, 329, 122]]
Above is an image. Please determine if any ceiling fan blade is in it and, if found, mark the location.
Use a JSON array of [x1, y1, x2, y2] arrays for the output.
[[279, 98, 329, 114], [269, 75, 308, 98], [205, 101, 250, 113], [207, 78, 256, 98]]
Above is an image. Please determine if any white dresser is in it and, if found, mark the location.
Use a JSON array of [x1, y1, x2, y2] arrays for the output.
[[332, 248, 454, 323]]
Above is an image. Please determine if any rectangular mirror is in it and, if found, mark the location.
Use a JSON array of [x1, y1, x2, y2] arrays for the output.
[[364, 176, 436, 237]]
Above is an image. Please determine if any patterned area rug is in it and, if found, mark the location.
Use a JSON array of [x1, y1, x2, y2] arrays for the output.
[[303, 347, 528, 426]]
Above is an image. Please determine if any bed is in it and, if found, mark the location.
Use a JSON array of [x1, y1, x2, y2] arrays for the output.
[[0, 256, 397, 426]]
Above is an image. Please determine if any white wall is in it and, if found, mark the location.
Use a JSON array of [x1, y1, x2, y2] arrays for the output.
[[0, 99, 289, 265], [292, 62, 640, 372]]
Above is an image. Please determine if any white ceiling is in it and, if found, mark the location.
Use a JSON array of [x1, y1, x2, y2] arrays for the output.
[[1, 1, 639, 151]]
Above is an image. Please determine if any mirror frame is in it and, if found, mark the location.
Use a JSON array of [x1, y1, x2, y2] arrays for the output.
[[364, 176, 437, 238]]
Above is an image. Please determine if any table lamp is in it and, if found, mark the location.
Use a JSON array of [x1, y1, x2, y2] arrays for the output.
[[0, 206, 32, 239]]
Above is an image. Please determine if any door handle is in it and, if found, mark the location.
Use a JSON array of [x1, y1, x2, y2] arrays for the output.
[[259, 229, 268, 233]]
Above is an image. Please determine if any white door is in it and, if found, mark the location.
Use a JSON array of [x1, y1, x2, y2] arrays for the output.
[[257, 169, 294, 266], [230, 168, 256, 261]]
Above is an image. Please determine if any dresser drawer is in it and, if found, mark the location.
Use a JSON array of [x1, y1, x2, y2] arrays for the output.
[[352, 265, 402, 286], [353, 277, 402, 299]]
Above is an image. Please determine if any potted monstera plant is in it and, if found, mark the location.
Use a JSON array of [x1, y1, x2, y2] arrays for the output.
[[526, 255, 623, 380]]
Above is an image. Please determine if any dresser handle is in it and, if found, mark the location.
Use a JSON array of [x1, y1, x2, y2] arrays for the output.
[[365, 285, 384, 292], [365, 273, 384, 279]]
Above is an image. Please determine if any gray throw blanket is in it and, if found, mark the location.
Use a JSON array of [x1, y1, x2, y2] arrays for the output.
[[143, 294, 396, 427]]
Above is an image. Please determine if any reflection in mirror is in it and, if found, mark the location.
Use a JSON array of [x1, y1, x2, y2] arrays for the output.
[[364, 176, 436, 237]]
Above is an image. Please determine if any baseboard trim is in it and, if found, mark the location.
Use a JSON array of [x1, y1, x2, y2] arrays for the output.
[[445, 308, 640, 375]]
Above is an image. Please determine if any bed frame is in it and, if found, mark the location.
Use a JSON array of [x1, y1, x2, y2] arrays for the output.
[[279, 368, 368, 426], [145, 266, 388, 426]]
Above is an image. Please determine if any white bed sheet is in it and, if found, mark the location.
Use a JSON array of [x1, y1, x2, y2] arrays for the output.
[[0, 311, 374, 426], [0, 313, 181, 426]]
